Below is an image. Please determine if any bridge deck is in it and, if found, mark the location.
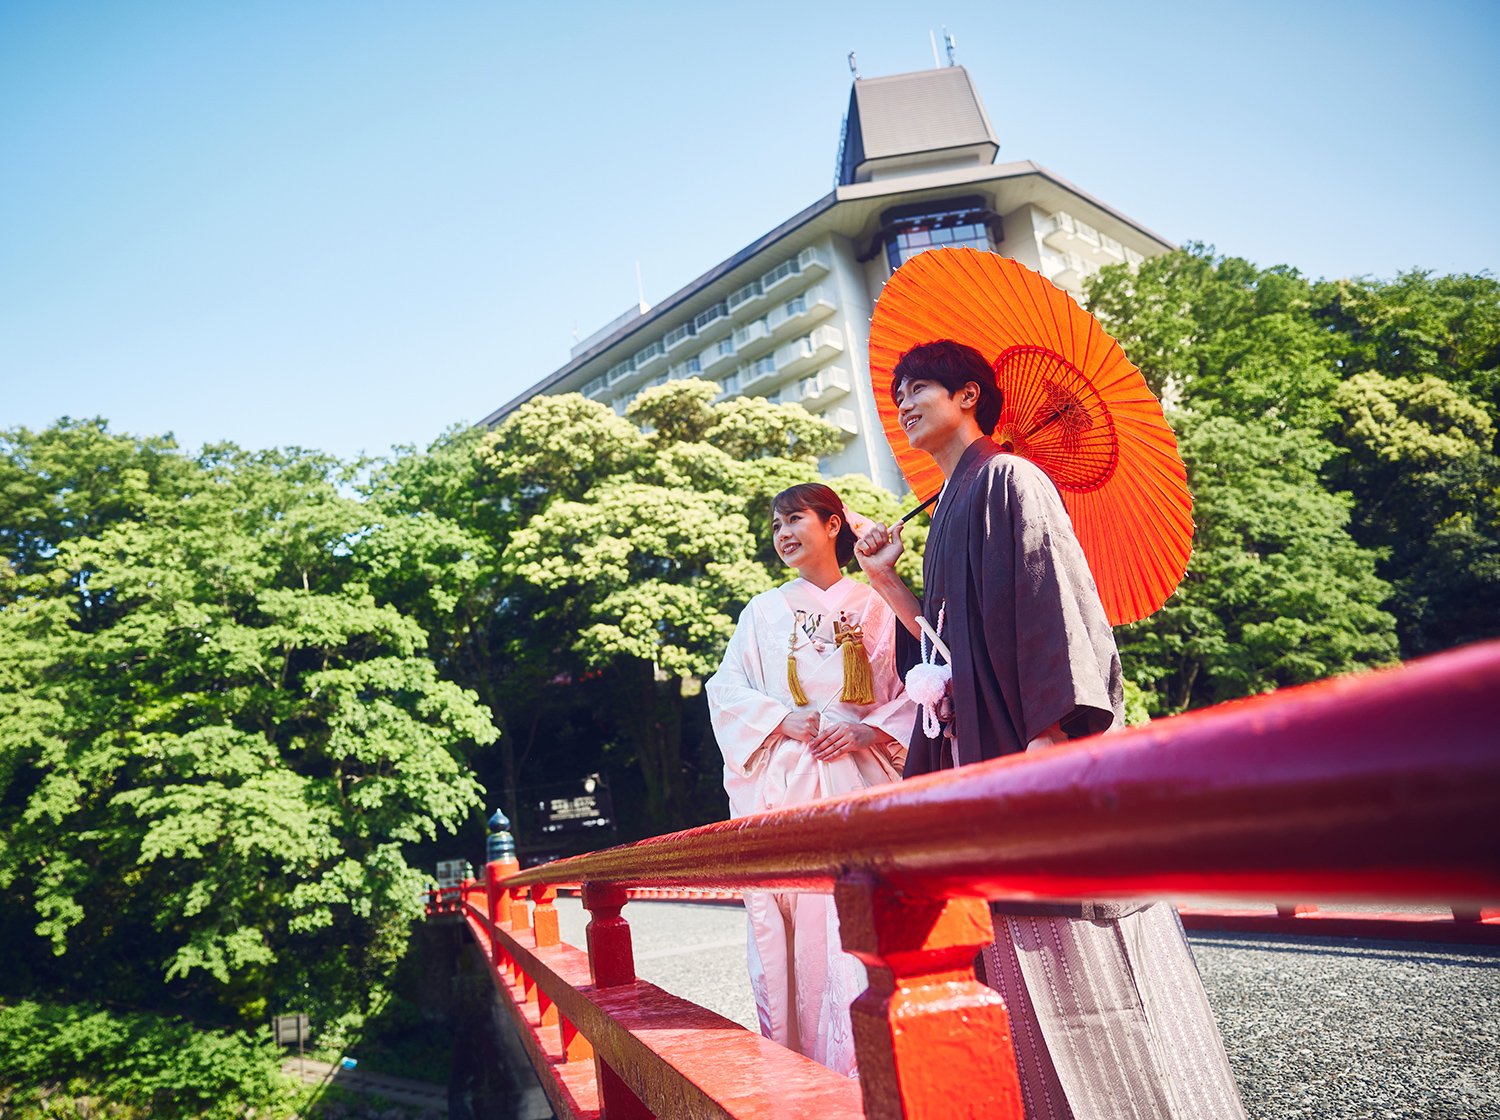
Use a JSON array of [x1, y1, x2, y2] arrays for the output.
[[554, 898, 1500, 1120]]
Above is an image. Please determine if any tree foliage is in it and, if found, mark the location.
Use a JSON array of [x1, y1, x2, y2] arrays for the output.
[[0, 1000, 292, 1119], [0, 424, 491, 1029], [1092, 248, 1498, 711]]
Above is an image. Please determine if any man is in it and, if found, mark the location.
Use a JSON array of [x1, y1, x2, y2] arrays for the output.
[[855, 339, 1245, 1120]]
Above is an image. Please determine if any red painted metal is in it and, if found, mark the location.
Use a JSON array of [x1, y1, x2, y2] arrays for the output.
[[429, 640, 1500, 1120], [461, 904, 601, 1120], [487, 857, 519, 928], [836, 876, 1022, 1119], [583, 883, 636, 989], [466, 894, 863, 1120], [533, 884, 561, 948], [509, 884, 532, 932], [503, 641, 1500, 904]]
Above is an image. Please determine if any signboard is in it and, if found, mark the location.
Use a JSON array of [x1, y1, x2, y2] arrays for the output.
[[273, 1013, 310, 1047], [537, 774, 614, 835], [435, 859, 472, 886]]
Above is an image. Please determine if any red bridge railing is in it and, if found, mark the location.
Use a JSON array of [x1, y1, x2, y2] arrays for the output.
[[426, 639, 1500, 1120]]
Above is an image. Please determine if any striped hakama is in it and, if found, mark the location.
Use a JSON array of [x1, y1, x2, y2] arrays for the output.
[[979, 903, 1246, 1120]]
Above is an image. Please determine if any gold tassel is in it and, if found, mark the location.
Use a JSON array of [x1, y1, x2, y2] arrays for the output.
[[835, 614, 876, 705], [787, 621, 810, 706]]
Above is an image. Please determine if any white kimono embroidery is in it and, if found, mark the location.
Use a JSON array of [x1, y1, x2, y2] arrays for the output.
[[706, 577, 916, 1076]]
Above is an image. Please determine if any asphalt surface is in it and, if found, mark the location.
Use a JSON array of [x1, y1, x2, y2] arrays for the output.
[[554, 898, 1500, 1119]]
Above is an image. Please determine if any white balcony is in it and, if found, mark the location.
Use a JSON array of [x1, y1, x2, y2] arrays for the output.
[[1046, 210, 1143, 275], [663, 321, 697, 351], [668, 356, 703, 380], [700, 337, 738, 377], [1044, 210, 1100, 254], [774, 325, 845, 379], [605, 359, 635, 386], [766, 283, 836, 339], [718, 370, 742, 395], [760, 245, 834, 301], [582, 375, 608, 399], [797, 365, 850, 409], [727, 278, 765, 316], [738, 354, 780, 393], [1052, 251, 1100, 292], [822, 406, 858, 438], [733, 316, 770, 352], [797, 245, 831, 277], [693, 301, 732, 338], [633, 339, 667, 375], [612, 398, 631, 416]]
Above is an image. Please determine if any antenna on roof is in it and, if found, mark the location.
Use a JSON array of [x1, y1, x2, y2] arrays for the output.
[[944, 27, 957, 66], [847, 51, 859, 79], [635, 261, 645, 309], [929, 30, 941, 68]]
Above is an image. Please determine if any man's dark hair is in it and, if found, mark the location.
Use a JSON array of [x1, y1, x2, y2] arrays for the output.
[[771, 483, 856, 567], [889, 339, 1003, 436]]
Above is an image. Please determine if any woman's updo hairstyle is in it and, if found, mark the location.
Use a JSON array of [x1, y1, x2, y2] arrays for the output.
[[889, 338, 1003, 436], [772, 483, 857, 567]]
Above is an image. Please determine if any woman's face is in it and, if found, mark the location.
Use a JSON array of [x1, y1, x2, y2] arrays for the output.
[[771, 505, 838, 570]]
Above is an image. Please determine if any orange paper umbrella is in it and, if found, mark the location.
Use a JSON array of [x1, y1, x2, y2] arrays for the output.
[[868, 247, 1192, 626]]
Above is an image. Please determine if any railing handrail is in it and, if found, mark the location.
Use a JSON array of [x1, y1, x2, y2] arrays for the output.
[[502, 639, 1500, 905]]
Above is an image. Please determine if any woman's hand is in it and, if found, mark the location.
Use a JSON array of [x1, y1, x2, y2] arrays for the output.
[[779, 710, 821, 742], [807, 720, 892, 762]]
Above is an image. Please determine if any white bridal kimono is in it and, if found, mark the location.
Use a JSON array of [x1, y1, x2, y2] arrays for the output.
[[706, 576, 916, 1077]]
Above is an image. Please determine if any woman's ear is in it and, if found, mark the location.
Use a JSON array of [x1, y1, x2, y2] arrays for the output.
[[827, 514, 842, 538]]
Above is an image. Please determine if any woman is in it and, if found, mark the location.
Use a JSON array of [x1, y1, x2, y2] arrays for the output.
[[706, 482, 915, 1078], [856, 340, 1246, 1120]]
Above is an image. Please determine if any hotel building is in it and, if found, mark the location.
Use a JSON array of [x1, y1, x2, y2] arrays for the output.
[[481, 65, 1175, 495]]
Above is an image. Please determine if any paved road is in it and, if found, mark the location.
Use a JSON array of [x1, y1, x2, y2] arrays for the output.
[[554, 898, 1500, 1119]]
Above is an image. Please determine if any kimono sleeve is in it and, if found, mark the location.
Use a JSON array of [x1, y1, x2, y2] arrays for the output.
[[859, 605, 916, 772], [705, 600, 792, 778], [984, 461, 1123, 743]]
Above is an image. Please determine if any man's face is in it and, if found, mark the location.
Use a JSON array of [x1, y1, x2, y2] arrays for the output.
[[894, 377, 976, 453]]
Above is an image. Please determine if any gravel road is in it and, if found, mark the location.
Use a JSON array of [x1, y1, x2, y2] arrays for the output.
[[554, 898, 1500, 1119]]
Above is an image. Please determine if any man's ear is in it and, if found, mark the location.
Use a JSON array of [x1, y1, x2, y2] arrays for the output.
[[959, 382, 982, 412]]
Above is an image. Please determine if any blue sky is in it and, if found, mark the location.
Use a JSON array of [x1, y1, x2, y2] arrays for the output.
[[3, 1, 1497, 461]]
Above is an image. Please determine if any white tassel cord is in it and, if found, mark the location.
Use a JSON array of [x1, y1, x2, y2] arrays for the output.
[[910, 606, 951, 739]]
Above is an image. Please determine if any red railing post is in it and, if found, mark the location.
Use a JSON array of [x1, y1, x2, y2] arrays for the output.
[[532, 884, 560, 947], [486, 857, 518, 929], [583, 882, 653, 1119], [582, 882, 635, 988], [508, 885, 531, 932], [836, 875, 1023, 1120]]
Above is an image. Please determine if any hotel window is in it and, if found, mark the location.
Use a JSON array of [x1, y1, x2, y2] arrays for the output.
[[717, 337, 736, 358], [877, 196, 1002, 273]]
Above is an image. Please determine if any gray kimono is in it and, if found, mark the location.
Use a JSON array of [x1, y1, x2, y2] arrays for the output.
[[897, 436, 1122, 776], [897, 436, 1246, 1120]]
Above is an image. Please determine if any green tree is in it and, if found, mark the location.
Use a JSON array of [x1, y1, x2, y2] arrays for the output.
[[1090, 248, 1400, 710], [485, 380, 845, 831], [1326, 373, 1500, 652], [1312, 270, 1500, 420], [0, 428, 491, 1028]]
